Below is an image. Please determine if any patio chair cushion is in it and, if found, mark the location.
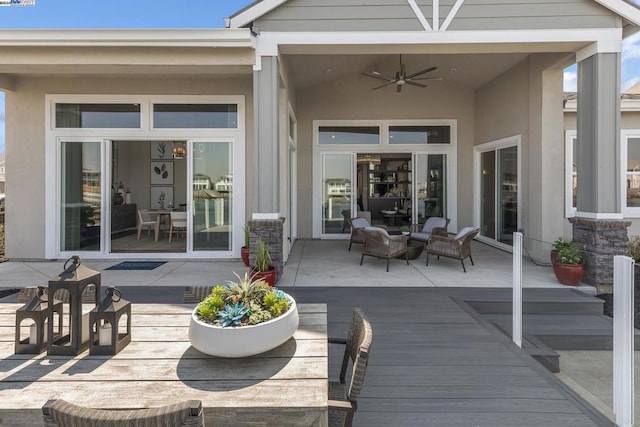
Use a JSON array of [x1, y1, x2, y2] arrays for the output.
[[455, 226, 476, 240], [351, 217, 370, 229], [411, 217, 449, 244], [364, 226, 389, 237]]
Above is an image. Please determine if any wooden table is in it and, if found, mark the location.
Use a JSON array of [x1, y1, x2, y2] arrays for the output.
[[147, 209, 171, 241], [0, 303, 328, 426]]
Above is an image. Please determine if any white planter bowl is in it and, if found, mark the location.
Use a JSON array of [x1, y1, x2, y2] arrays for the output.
[[188, 295, 299, 358]]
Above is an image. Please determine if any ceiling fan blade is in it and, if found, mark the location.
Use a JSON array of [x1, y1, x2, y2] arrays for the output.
[[372, 81, 397, 90], [406, 66, 438, 79], [405, 80, 428, 88], [361, 72, 394, 82], [412, 76, 444, 81]]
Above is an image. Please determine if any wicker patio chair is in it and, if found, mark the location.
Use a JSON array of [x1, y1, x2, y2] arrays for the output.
[[359, 227, 408, 272], [328, 307, 373, 427], [409, 217, 450, 245], [426, 227, 480, 272], [346, 217, 387, 251], [42, 399, 204, 427]]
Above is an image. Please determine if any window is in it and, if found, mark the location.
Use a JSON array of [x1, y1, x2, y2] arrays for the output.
[[564, 131, 577, 217], [625, 135, 640, 211], [153, 104, 238, 128], [318, 126, 380, 145], [55, 104, 140, 128], [389, 126, 451, 144]]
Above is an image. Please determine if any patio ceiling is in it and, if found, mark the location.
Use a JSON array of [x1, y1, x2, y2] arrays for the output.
[[285, 52, 544, 91]]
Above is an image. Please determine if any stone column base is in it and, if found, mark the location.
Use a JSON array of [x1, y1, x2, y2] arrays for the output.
[[569, 217, 631, 288], [248, 218, 284, 282]]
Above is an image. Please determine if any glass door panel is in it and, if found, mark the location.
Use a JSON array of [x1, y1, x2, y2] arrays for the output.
[[415, 154, 446, 224], [322, 154, 353, 235], [60, 141, 101, 251], [191, 142, 232, 251], [499, 146, 518, 244], [480, 151, 496, 240]]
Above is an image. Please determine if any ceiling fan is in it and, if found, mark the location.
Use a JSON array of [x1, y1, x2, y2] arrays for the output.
[[362, 55, 443, 92]]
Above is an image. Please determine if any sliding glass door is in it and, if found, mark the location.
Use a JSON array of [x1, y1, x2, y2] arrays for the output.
[[414, 154, 447, 224], [321, 153, 355, 236], [60, 140, 102, 252], [191, 141, 233, 251], [477, 140, 519, 246]]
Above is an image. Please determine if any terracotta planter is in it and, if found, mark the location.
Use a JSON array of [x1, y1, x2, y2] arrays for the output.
[[240, 247, 250, 267], [251, 266, 277, 287], [189, 293, 298, 358], [552, 262, 584, 286]]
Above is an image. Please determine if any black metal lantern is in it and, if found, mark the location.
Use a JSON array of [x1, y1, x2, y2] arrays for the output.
[[47, 256, 101, 356], [14, 286, 63, 354], [89, 286, 131, 355]]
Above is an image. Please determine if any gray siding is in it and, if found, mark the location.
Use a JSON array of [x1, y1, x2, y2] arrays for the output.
[[255, 0, 620, 32]]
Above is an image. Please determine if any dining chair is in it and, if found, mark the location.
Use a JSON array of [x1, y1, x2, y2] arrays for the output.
[[137, 209, 157, 240], [346, 216, 387, 251], [426, 227, 480, 272], [42, 399, 204, 427], [168, 211, 188, 243], [328, 307, 373, 427]]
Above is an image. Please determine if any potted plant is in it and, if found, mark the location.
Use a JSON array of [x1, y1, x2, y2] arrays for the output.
[[188, 273, 298, 357], [551, 237, 571, 263], [251, 239, 277, 286], [241, 226, 250, 267], [552, 241, 584, 286], [401, 226, 410, 236]]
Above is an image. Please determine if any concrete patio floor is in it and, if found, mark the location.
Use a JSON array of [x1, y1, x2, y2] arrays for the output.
[[0, 239, 596, 292]]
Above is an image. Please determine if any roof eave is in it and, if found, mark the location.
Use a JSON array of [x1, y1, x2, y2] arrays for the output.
[[0, 28, 255, 48], [227, 0, 287, 29]]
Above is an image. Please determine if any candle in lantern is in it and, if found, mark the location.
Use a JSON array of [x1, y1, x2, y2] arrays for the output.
[[99, 323, 112, 346]]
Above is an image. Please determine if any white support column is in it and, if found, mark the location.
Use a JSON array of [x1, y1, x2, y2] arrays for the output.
[[613, 255, 634, 427], [512, 232, 523, 348]]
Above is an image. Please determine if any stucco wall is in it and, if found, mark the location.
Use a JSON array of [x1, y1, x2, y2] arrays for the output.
[[5, 75, 253, 259], [294, 72, 475, 238]]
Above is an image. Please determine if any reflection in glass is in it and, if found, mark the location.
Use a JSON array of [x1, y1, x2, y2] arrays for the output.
[[56, 104, 140, 128], [389, 126, 450, 144], [60, 141, 101, 251], [154, 104, 237, 129], [572, 138, 577, 208], [318, 127, 379, 145], [416, 154, 446, 224], [481, 151, 496, 240], [192, 142, 233, 251], [499, 146, 518, 244], [627, 137, 640, 207], [323, 154, 352, 234]]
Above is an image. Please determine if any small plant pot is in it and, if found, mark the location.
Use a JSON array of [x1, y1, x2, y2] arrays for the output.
[[552, 262, 584, 286], [240, 247, 250, 267], [251, 266, 277, 287]]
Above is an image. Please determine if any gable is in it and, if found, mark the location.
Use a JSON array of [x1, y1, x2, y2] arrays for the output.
[[233, 0, 629, 32]]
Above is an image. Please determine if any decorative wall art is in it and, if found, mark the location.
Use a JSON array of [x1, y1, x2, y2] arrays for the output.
[[150, 187, 174, 210], [151, 141, 171, 160], [151, 161, 174, 185]]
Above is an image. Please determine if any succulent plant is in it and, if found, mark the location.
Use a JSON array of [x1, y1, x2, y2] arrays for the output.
[[224, 272, 270, 305], [216, 302, 250, 327], [248, 307, 273, 325]]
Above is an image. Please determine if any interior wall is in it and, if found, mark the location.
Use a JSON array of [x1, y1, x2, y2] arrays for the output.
[[295, 70, 475, 238], [5, 75, 252, 259]]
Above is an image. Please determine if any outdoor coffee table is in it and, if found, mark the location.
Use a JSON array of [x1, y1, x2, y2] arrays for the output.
[[0, 303, 328, 426], [404, 239, 425, 260]]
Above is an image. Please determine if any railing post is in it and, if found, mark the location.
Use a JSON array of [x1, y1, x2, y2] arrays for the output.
[[613, 255, 634, 427], [512, 232, 523, 348]]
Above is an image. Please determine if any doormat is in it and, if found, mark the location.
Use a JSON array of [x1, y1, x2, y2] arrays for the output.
[[106, 261, 166, 271]]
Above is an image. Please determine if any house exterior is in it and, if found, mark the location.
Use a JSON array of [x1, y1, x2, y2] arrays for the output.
[[1, 0, 639, 286]]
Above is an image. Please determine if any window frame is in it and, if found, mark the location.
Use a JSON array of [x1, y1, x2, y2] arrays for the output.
[[622, 130, 640, 217]]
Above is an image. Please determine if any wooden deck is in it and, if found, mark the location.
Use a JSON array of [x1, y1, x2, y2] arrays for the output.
[[285, 287, 612, 427], [0, 286, 613, 427]]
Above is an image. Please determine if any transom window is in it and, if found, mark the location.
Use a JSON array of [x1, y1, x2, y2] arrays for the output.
[[153, 104, 238, 129], [318, 126, 380, 145], [389, 125, 451, 144], [55, 104, 140, 128]]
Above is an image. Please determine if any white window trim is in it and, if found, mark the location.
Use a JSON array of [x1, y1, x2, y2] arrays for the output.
[[313, 119, 457, 238], [473, 134, 522, 252], [45, 94, 245, 260], [565, 130, 577, 218]]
